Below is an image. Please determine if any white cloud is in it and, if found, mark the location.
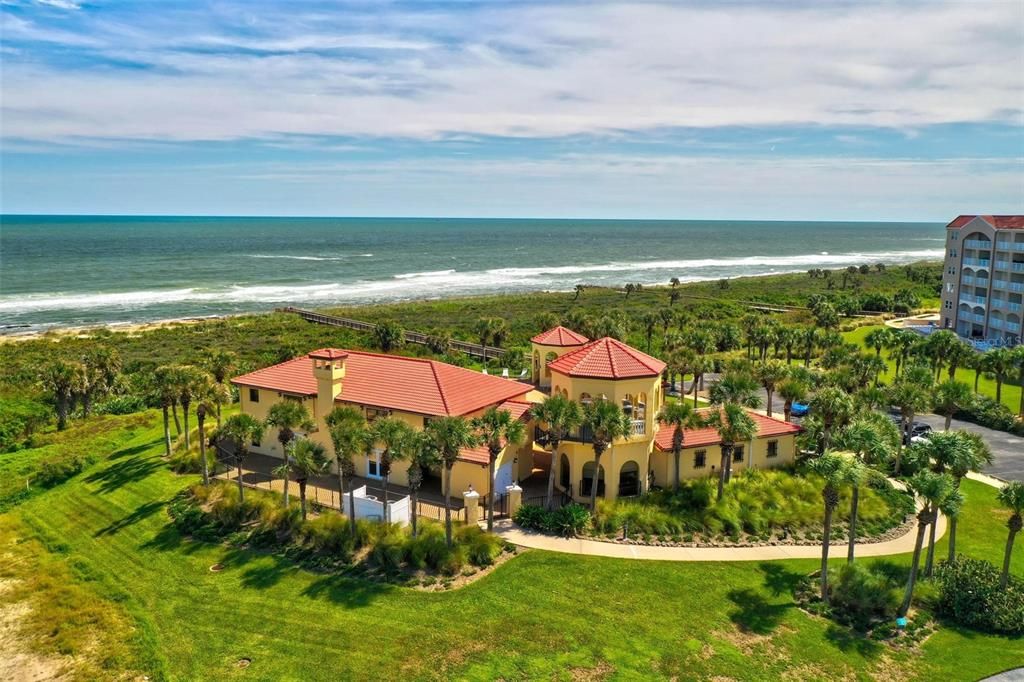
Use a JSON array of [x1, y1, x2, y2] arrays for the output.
[[0, 1, 1021, 143]]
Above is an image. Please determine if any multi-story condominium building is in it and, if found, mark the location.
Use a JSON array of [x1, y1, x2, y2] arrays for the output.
[[940, 215, 1024, 346]]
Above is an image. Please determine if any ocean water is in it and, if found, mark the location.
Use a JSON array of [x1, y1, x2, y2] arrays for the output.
[[0, 216, 944, 332]]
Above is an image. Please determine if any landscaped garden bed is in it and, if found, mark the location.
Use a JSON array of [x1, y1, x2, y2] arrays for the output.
[[169, 481, 518, 591], [515, 469, 915, 547]]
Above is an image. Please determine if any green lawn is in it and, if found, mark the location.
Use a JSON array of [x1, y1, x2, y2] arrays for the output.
[[843, 324, 1022, 413], [3, 416, 1022, 681]]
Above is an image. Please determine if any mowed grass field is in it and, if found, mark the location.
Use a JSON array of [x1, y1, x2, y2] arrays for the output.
[[3, 416, 1023, 681], [844, 324, 1022, 413]]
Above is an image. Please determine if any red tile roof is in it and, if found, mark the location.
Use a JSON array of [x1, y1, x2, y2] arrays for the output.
[[531, 326, 589, 346], [548, 337, 666, 379], [458, 401, 535, 465], [947, 215, 1024, 230], [654, 408, 802, 451], [308, 348, 349, 360], [232, 350, 531, 417]]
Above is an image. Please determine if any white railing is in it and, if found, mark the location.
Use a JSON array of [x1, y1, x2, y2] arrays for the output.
[[965, 239, 992, 249], [630, 419, 646, 436], [960, 294, 987, 305], [963, 258, 991, 268]]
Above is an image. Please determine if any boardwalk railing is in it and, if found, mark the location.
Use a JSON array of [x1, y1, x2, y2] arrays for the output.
[[277, 307, 506, 361]]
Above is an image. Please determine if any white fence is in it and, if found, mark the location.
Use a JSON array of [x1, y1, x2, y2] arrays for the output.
[[351, 485, 411, 526]]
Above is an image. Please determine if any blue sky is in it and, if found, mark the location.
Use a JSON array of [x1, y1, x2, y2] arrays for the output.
[[1, 0, 1022, 220]]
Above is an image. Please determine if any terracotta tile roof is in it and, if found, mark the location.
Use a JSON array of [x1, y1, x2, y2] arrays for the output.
[[531, 325, 589, 346], [547, 337, 666, 379], [232, 350, 531, 417], [947, 215, 1024, 230], [308, 348, 349, 360], [654, 408, 802, 451], [458, 401, 534, 465], [499, 400, 534, 422]]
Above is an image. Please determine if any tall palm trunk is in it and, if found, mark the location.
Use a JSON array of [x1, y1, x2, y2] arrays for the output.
[[765, 388, 775, 417], [925, 515, 938, 577], [198, 410, 209, 485], [673, 450, 681, 493], [693, 381, 700, 408], [216, 401, 223, 428], [298, 479, 308, 520], [349, 484, 357, 538], [162, 405, 172, 456], [382, 474, 390, 524], [996, 378, 1003, 404], [974, 369, 981, 393], [487, 449, 498, 532], [821, 502, 835, 602], [443, 464, 454, 547], [783, 401, 793, 423], [336, 458, 353, 537], [899, 509, 931, 617], [1001, 522, 1020, 589], [944, 413, 953, 430], [847, 485, 859, 564], [172, 402, 182, 435], [589, 447, 605, 511], [236, 459, 246, 502], [717, 444, 731, 501], [183, 406, 191, 451], [545, 438, 560, 511]]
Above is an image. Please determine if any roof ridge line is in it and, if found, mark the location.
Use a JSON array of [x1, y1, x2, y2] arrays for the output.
[[428, 360, 452, 415]]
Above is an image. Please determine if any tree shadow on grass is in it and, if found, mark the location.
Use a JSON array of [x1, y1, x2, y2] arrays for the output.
[[84, 454, 164, 494], [727, 588, 793, 635], [107, 438, 162, 461], [139, 522, 206, 555], [216, 546, 299, 590], [759, 562, 805, 597], [94, 499, 166, 537], [824, 624, 883, 658], [301, 572, 391, 609]]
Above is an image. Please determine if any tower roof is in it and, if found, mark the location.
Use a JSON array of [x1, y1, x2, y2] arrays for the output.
[[547, 337, 666, 379], [531, 326, 589, 346]]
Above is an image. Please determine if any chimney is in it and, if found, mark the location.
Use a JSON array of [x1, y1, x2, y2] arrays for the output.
[[309, 349, 347, 422]]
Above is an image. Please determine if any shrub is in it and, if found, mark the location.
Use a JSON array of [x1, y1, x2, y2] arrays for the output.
[[544, 503, 591, 537], [298, 512, 354, 557], [404, 523, 449, 570], [956, 396, 1024, 436], [457, 525, 503, 566], [370, 526, 406, 571], [513, 504, 548, 530], [935, 557, 1024, 635], [829, 563, 900, 631], [94, 394, 147, 415], [36, 452, 92, 487]]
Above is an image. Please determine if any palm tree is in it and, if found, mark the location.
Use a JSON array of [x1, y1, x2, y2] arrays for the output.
[[983, 348, 1014, 404], [853, 385, 887, 412], [373, 320, 405, 353], [40, 359, 85, 431], [799, 327, 818, 367], [475, 406, 526, 531], [657, 401, 704, 492], [572, 284, 585, 301], [406, 432, 440, 537], [886, 331, 919, 379], [777, 377, 808, 423], [424, 416, 479, 546], [365, 417, 414, 524], [79, 346, 121, 417], [218, 413, 265, 502], [863, 327, 892, 357], [581, 399, 631, 510], [706, 403, 758, 500], [807, 452, 851, 602], [808, 386, 854, 454], [194, 376, 227, 486], [754, 360, 788, 417], [708, 372, 762, 410], [641, 312, 659, 352], [835, 414, 897, 563], [150, 365, 180, 456], [266, 401, 314, 507], [531, 394, 583, 510], [886, 367, 933, 474], [290, 439, 330, 520], [945, 339, 975, 381], [204, 349, 237, 426], [898, 471, 954, 617], [688, 356, 715, 407], [997, 481, 1024, 589], [932, 379, 973, 431], [1013, 345, 1024, 417], [174, 365, 206, 452], [325, 406, 368, 538]]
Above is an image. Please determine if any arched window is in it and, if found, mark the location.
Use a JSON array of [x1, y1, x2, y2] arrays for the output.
[[635, 392, 647, 421], [581, 461, 605, 497], [618, 460, 640, 497], [621, 393, 635, 416], [559, 453, 571, 489], [532, 351, 540, 380], [544, 351, 558, 379]]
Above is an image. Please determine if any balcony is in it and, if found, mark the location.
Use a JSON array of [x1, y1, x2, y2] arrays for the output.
[[963, 258, 991, 268], [630, 419, 646, 437], [1010, 282, 1024, 293], [1008, 322, 1022, 334], [994, 279, 1010, 289], [962, 275, 987, 287], [996, 242, 1024, 253], [990, 318, 1004, 330], [992, 299, 1023, 313], [1013, 263, 1024, 273], [959, 294, 987, 306], [966, 313, 986, 324], [558, 419, 647, 443], [965, 239, 993, 249]]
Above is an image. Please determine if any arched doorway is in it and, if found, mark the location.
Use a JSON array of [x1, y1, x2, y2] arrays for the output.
[[559, 453, 571, 490], [581, 461, 605, 497], [618, 460, 640, 497]]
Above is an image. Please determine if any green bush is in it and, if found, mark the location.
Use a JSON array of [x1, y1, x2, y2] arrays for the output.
[[94, 394, 148, 415], [300, 512, 355, 558], [36, 452, 93, 487], [512, 504, 548, 530], [829, 563, 900, 631], [457, 525, 503, 566], [544, 503, 591, 537], [370, 525, 406, 571], [957, 396, 1024, 436], [935, 557, 1024, 635]]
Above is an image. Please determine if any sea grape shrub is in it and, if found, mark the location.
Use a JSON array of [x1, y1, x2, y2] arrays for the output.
[[956, 396, 1024, 436], [829, 563, 901, 631], [935, 558, 1024, 635]]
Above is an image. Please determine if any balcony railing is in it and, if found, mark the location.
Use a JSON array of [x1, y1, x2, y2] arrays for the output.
[[990, 318, 1004, 330], [1008, 322, 1022, 334], [966, 313, 986, 324], [965, 239, 993, 249], [963, 258, 991, 268], [1014, 263, 1024, 273], [630, 419, 646, 436], [996, 242, 1024, 253], [959, 294, 987, 306], [992, 299, 1023, 313]]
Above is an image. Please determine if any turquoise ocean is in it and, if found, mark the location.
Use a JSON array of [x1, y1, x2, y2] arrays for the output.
[[0, 216, 944, 332]]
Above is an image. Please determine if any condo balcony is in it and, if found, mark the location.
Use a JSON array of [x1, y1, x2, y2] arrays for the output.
[[963, 257, 991, 268], [965, 239, 993, 249], [959, 294, 987, 306], [996, 241, 1024, 253]]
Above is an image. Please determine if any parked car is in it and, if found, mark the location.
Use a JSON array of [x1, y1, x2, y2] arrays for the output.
[[790, 402, 810, 417], [905, 422, 933, 445]]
